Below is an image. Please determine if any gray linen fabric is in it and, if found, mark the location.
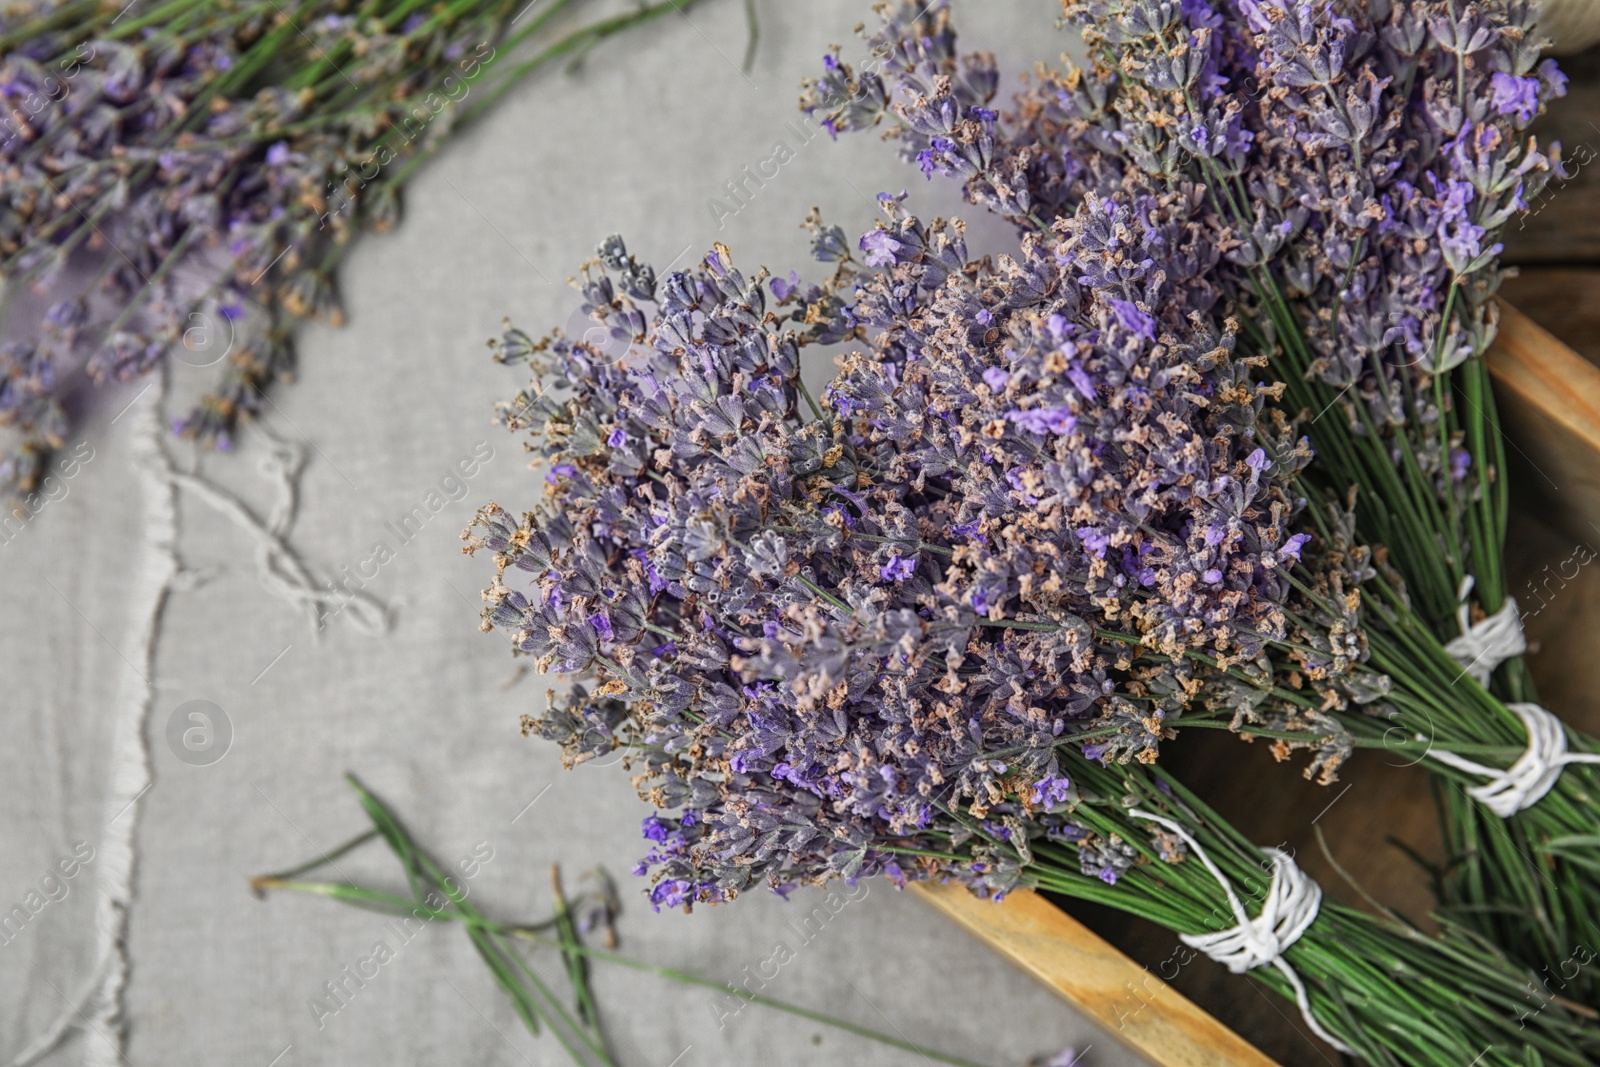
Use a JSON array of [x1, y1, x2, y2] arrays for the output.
[[0, 3, 1150, 1065]]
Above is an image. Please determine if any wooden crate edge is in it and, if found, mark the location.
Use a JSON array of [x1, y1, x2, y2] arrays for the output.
[[1486, 299, 1600, 537], [1488, 300, 1600, 456], [910, 883, 1280, 1067]]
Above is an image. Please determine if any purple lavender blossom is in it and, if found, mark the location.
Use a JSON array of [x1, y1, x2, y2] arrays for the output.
[[1490, 72, 1541, 122], [879, 553, 916, 582], [1030, 775, 1072, 808], [771, 271, 803, 301], [1109, 299, 1156, 340], [1076, 527, 1110, 558], [860, 228, 903, 267], [1005, 405, 1077, 436], [648, 879, 694, 911]]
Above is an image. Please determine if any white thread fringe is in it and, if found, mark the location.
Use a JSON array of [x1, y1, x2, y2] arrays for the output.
[[1442, 576, 1526, 686], [12, 385, 175, 1067], [1438, 578, 1600, 816], [13, 391, 391, 1067], [1129, 809, 1354, 1054], [169, 423, 389, 634], [90, 382, 175, 1067]]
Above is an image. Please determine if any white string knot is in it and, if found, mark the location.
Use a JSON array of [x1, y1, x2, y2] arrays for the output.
[[1129, 809, 1353, 1054], [1442, 576, 1526, 687], [1426, 703, 1600, 818], [1436, 578, 1600, 816]]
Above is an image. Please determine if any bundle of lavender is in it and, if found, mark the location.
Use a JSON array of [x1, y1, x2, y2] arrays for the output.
[[463, 212, 1596, 1062], [0, 0, 714, 498], [802, 0, 1600, 1011], [458, 1, 1600, 1060]]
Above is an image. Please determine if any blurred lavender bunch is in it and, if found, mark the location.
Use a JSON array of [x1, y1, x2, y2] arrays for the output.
[[464, 204, 1384, 908], [0, 0, 711, 499]]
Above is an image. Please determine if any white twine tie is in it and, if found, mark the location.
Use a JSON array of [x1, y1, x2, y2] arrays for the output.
[[1436, 578, 1600, 817], [1129, 810, 1353, 1054], [1425, 703, 1600, 818], [1442, 576, 1526, 686]]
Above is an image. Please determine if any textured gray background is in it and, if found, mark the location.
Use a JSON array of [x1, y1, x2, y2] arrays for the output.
[[0, 3, 1152, 1065]]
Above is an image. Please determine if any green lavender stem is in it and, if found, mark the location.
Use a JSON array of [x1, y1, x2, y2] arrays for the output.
[[252, 774, 997, 1067]]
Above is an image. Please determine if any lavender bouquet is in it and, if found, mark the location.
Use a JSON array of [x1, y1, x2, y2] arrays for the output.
[[803, 0, 1600, 1008], [1066, 0, 1600, 1000], [0, 0, 712, 498], [463, 215, 1599, 1063]]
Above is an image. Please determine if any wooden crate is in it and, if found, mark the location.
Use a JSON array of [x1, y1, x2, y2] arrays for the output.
[[913, 296, 1600, 1066]]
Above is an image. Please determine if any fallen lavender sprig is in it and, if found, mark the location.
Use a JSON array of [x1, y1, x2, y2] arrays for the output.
[[252, 773, 1012, 1067]]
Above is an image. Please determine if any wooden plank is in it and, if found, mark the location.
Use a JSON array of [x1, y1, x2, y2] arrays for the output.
[[1490, 295, 1600, 733], [911, 883, 1280, 1067], [1498, 268, 1600, 368], [1487, 301, 1600, 539]]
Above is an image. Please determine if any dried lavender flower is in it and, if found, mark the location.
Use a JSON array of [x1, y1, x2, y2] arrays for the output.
[[467, 212, 1378, 910]]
